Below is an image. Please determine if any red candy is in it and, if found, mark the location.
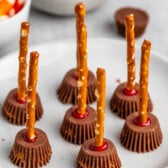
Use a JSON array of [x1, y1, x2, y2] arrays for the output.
[[89, 141, 108, 151], [133, 116, 151, 127], [72, 107, 89, 119], [23, 132, 38, 143], [14, 0, 24, 14], [14, 92, 27, 104], [123, 87, 138, 96]]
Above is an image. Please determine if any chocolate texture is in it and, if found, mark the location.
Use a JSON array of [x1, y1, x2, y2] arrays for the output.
[[10, 128, 52, 168], [60, 105, 96, 145], [120, 112, 163, 152], [2, 88, 43, 125], [110, 82, 153, 119], [57, 68, 96, 104], [77, 138, 121, 168], [115, 7, 149, 38]]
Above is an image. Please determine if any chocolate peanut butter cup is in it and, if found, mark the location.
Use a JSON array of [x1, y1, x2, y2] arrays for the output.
[[77, 138, 121, 168], [60, 105, 96, 145], [57, 3, 96, 105], [2, 22, 43, 125], [57, 68, 96, 104], [110, 82, 153, 119], [2, 88, 43, 125], [120, 112, 162, 152], [10, 128, 52, 168], [120, 40, 162, 153], [115, 7, 149, 37]]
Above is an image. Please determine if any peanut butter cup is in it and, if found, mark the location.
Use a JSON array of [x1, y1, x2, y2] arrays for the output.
[[10, 52, 52, 168], [77, 68, 121, 168], [57, 2, 96, 104], [115, 7, 149, 37], [60, 21, 96, 145], [2, 22, 43, 125], [110, 14, 152, 119], [120, 40, 162, 152]]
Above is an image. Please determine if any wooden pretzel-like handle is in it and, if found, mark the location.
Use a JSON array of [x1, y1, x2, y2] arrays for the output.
[[139, 40, 151, 123], [77, 22, 88, 115], [75, 2, 86, 73], [26, 51, 39, 140], [17, 22, 30, 102], [125, 14, 136, 91], [95, 68, 106, 147], [75, 2, 86, 23]]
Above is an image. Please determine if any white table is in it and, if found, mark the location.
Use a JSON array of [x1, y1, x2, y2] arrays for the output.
[[1, 0, 168, 58], [0, 1, 168, 168]]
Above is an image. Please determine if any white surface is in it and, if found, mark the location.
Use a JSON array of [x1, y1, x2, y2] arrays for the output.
[[1, 0, 168, 59], [32, 0, 104, 15], [0, 38, 168, 168], [0, 0, 31, 47], [29, 0, 168, 58]]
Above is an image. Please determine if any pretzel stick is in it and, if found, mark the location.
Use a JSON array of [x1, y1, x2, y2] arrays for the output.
[[77, 23, 88, 115], [139, 40, 151, 123], [17, 22, 29, 103], [75, 2, 86, 74], [95, 68, 106, 147], [125, 14, 136, 91], [26, 51, 39, 140]]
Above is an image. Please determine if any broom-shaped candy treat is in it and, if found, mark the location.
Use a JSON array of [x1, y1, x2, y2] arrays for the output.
[[2, 22, 43, 125], [110, 14, 153, 119], [10, 51, 52, 167], [60, 22, 96, 145], [120, 40, 163, 152], [77, 68, 121, 168], [57, 2, 96, 104]]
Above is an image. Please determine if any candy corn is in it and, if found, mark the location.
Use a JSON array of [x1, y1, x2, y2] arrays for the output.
[[0, 0, 25, 21]]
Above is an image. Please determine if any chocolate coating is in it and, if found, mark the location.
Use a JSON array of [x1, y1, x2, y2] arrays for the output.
[[10, 128, 52, 168], [120, 112, 163, 152], [77, 138, 121, 168], [115, 7, 149, 37], [110, 82, 153, 119], [60, 105, 96, 145], [57, 68, 97, 104], [2, 88, 43, 125]]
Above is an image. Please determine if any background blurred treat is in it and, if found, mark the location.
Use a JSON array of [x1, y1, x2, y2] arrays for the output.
[[114, 7, 149, 38]]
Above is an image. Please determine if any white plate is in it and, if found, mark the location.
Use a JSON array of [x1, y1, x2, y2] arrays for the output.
[[31, 0, 104, 15], [0, 38, 168, 168]]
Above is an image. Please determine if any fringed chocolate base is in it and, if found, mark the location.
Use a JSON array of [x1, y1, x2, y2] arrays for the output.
[[2, 88, 43, 125], [114, 7, 149, 38], [77, 138, 121, 168], [10, 128, 52, 168], [60, 105, 96, 145], [110, 82, 153, 119], [120, 112, 163, 153], [57, 68, 97, 104]]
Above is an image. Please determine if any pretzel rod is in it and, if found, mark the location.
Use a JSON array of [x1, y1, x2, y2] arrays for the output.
[[17, 22, 30, 102], [95, 68, 106, 147], [77, 23, 88, 115], [125, 14, 136, 91], [139, 40, 151, 123], [26, 51, 39, 140], [75, 2, 86, 74]]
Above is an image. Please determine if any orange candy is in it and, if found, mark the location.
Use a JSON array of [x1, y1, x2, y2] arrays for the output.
[[0, 0, 14, 16], [0, 0, 24, 19]]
